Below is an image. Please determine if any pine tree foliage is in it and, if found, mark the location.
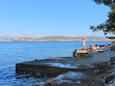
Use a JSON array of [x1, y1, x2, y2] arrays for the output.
[[90, 0, 115, 35]]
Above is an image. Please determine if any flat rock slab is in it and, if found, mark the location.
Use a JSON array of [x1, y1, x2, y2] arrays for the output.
[[16, 57, 94, 75], [16, 50, 115, 76]]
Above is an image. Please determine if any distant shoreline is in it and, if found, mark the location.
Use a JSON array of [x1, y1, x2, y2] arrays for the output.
[[0, 36, 113, 42]]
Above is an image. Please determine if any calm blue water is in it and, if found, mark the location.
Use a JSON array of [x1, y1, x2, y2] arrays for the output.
[[0, 41, 110, 86]]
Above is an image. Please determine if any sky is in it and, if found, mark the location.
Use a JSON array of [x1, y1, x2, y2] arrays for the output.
[[0, 0, 110, 37]]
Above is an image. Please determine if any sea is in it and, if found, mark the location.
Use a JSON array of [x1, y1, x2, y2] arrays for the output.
[[0, 41, 111, 86]]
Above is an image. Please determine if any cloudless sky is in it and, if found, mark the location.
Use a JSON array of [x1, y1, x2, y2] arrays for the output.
[[0, 0, 110, 37]]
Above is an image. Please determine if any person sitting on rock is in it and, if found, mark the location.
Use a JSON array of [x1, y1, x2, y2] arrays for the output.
[[95, 45, 100, 49], [88, 44, 97, 53]]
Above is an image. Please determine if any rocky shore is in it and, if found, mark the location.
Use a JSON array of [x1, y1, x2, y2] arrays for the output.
[[34, 56, 115, 86], [34, 43, 115, 86], [15, 43, 115, 86]]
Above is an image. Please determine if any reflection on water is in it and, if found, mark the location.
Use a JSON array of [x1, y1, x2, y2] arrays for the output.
[[0, 41, 111, 86]]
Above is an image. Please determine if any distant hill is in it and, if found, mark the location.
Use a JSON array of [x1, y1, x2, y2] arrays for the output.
[[0, 36, 112, 42]]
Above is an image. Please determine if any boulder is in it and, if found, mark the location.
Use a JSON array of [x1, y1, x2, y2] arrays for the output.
[[106, 79, 115, 86], [105, 74, 115, 84], [110, 57, 115, 65], [93, 62, 110, 70], [110, 43, 115, 51], [40, 72, 105, 86], [45, 78, 104, 86]]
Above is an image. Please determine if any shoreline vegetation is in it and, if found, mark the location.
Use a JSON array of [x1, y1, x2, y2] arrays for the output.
[[0, 36, 113, 42]]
